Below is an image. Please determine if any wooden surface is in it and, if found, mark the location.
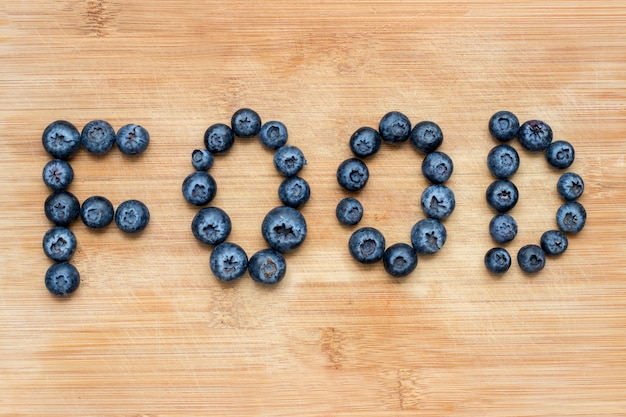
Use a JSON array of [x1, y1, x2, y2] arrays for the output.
[[1, 1, 625, 415]]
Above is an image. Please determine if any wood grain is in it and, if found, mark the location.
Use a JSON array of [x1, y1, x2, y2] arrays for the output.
[[1, 1, 625, 415]]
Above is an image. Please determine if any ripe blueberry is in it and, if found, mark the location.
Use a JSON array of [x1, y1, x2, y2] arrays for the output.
[[115, 199, 150, 233], [421, 151, 453, 184], [489, 213, 518, 244], [81, 119, 116, 154], [182, 171, 217, 206], [379, 111, 411, 144], [556, 201, 586, 234], [262, 206, 307, 253], [231, 108, 261, 138], [421, 184, 455, 219], [42, 226, 77, 262], [116, 124, 150, 156], [540, 230, 568, 255], [545, 140, 575, 169], [259, 121, 288, 150], [383, 243, 418, 277], [557, 172, 584, 201], [191, 149, 214, 171], [42, 120, 81, 160], [484, 247, 512, 274], [348, 227, 385, 264], [487, 144, 520, 179], [204, 123, 235, 154], [191, 206, 232, 246], [278, 176, 311, 208], [336, 197, 364, 226], [517, 119, 553, 151], [350, 126, 382, 158], [248, 248, 287, 285], [45, 261, 80, 297], [210, 242, 248, 282], [44, 190, 80, 226], [80, 195, 114, 229], [517, 244, 546, 274], [410, 218, 447, 254], [273, 145, 307, 177], [488, 110, 519, 142], [336, 158, 369, 192], [486, 179, 518, 213], [410, 121, 443, 154], [42, 159, 74, 191]]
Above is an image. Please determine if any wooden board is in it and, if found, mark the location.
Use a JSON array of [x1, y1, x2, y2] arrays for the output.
[[1, 1, 625, 415]]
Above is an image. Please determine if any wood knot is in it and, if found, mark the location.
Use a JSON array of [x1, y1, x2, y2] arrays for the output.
[[83, 0, 113, 37], [320, 327, 343, 368]]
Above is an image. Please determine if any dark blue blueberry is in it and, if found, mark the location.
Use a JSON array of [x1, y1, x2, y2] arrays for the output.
[[379, 111, 411, 144], [80, 195, 114, 229], [336, 158, 369, 192], [488, 111, 519, 142], [489, 213, 518, 244], [204, 123, 235, 154], [486, 179, 518, 213], [410, 218, 447, 254], [517, 119, 552, 151], [557, 172, 584, 201], [262, 206, 307, 253], [44, 190, 80, 226], [116, 124, 150, 156], [42, 120, 81, 160], [191, 206, 231, 246], [231, 108, 261, 138], [248, 249, 287, 285], [191, 149, 214, 171], [42, 226, 76, 262], [42, 159, 74, 191], [484, 247, 512, 275], [421, 184, 455, 219], [273, 145, 307, 177], [517, 244, 546, 274], [487, 144, 520, 179], [259, 121, 288, 149], [349, 126, 382, 158], [336, 197, 363, 226], [115, 199, 150, 233], [540, 230, 569, 255], [81, 119, 116, 154], [45, 261, 80, 297], [210, 242, 248, 282], [349, 227, 385, 264], [556, 201, 586, 234], [422, 151, 453, 184], [410, 121, 443, 154], [182, 171, 217, 206], [383, 243, 418, 277], [278, 176, 310, 208], [545, 140, 575, 169]]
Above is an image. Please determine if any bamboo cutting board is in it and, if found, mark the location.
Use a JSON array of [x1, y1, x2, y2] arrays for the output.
[[1, 1, 625, 415]]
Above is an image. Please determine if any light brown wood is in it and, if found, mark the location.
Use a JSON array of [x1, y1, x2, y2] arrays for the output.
[[1, 1, 625, 415]]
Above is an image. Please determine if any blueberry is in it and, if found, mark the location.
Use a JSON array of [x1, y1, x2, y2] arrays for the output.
[[42, 226, 76, 262], [410, 218, 447, 254], [262, 206, 307, 253], [488, 110, 519, 142], [379, 111, 411, 144], [422, 151, 453, 184], [421, 184, 455, 219], [210, 242, 248, 282], [44, 190, 80, 226], [336, 158, 369, 192], [273, 145, 307, 177], [383, 243, 418, 277], [517, 119, 553, 151], [191, 149, 214, 171], [556, 201, 586, 234], [231, 108, 261, 138], [540, 230, 569, 255], [517, 244, 546, 274], [80, 195, 114, 229], [115, 199, 150, 233], [350, 126, 382, 158], [81, 119, 116, 154], [116, 124, 150, 156], [557, 172, 584, 201], [45, 262, 80, 297], [484, 247, 512, 274], [248, 249, 287, 285], [487, 144, 520, 179], [204, 123, 235, 154], [42, 159, 74, 191], [182, 171, 217, 206], [42, 120, 81, 160], [348, 227, 385, 264], [259, 121, 288, 149], [278, 176, 311, 208], [486, 179, 518, 213], [545, 140, 575, 169], [489, 213, 518, 243], [410, 121, 443, 154], [191, 206, 231, 246], [336, 197, 364, 226]]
